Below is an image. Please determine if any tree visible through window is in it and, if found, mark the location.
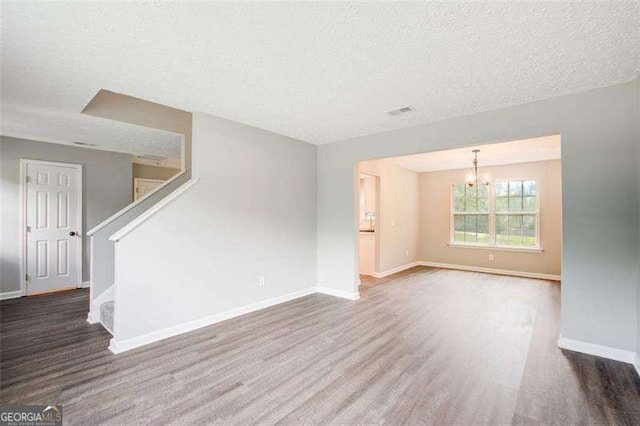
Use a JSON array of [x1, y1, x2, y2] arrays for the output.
[[451, 180, 538, 248], [452, 184, 489, 244], [495, 180, 537, 247]]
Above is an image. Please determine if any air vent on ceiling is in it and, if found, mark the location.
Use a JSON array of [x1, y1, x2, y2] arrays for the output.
[[74, 141, 97, 147], [387, 106, 414, 116]]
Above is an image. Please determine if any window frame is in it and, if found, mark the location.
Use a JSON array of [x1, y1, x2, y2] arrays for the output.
[[450, 184, 491, 245], [449, 178, 542, 252]]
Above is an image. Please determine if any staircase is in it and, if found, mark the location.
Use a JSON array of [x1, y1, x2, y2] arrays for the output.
[[87, 177, 198, 346], [86, 167, 188, 330], [100, 301, 114, 335]]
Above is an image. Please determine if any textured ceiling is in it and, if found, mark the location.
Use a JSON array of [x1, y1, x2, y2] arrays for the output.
[[1, 2, 638, 145], [384, 135, 561, 173], [1, 105, 183, 158]]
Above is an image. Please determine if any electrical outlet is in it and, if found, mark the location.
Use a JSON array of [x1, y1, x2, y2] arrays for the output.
[[405, 250, 409, 257], [258, 276, 266, 287], [489, 254, 495, 261]]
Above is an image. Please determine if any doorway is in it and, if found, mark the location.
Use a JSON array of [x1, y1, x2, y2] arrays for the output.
[[21, 159, 83, 295], [357, 173, 379, 276], [134, 178, 165, 201], [354, 134, 562, 288]]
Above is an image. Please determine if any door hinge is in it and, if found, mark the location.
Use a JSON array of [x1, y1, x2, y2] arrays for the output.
[[25, 274, 30, 282], [26, 175, 32, 183], [135, 187, 139, 193], [26, 225, 31, 233]]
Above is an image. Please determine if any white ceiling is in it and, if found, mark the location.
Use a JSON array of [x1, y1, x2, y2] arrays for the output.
[[1, 2, 638, 146], [1, 104, 183, 159], [384, 135, 561, 173]]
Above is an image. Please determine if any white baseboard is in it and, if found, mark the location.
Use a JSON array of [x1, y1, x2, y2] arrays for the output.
[[86, 311, 100, 324], [371, 261, 420, 278], [316, 286, 360, 300], [419, 261, 561, 281], [634, 354, 640, 377], [80, 281, 90, 288], [3, 284, 89, 300], [0, 290, 23, 300], [108, 286, 318, 354], [558, 336, 638, 364]]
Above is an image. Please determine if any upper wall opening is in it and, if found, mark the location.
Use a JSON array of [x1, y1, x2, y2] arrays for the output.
[[82, 89, 192, 173]]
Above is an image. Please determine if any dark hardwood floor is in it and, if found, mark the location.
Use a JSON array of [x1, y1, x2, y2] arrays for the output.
[[1, 267, 639, 424]]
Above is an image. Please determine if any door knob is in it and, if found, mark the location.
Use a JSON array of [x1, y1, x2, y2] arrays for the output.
[[69, 231, 77, 236]]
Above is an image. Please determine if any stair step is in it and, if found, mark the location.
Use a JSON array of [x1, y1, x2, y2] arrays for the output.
[[100, 301, 114, 334]]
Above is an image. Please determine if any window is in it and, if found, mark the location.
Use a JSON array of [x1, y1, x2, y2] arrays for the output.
[[452, 185, 489, 244], [451, 180, 539, 249], [495, 180, 538, 247]]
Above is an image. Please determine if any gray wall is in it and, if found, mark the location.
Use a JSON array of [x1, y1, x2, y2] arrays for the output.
[[317, 81, 640, 353], [111, 112, 317, 344], [0, 136, 132, 291]]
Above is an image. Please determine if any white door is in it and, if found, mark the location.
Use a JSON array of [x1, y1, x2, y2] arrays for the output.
[[134, 178, 164, 201], [25, 161, 81, 295]]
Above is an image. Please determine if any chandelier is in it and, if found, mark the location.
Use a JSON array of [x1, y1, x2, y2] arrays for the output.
[[465, 149, 491, 187]]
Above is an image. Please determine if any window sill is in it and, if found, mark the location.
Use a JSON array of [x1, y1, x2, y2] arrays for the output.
[[448, 243, 543, 253]]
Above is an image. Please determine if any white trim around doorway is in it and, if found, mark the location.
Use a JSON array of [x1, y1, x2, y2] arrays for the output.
[[133, 177, 166, 201]]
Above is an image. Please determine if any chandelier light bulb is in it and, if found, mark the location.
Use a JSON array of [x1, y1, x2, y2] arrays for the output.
[[465, 172, 475, 186], [482, 173, 491, 185]]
